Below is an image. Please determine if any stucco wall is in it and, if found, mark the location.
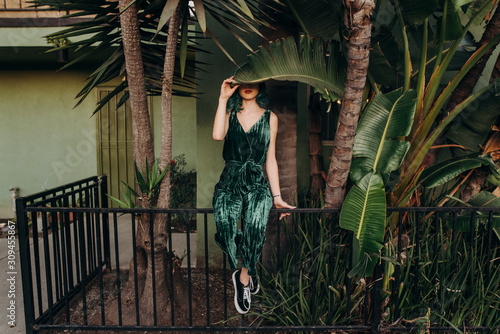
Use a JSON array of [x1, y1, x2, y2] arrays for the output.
[[0, 70, 97, 218], [0, 69, 197, 218]]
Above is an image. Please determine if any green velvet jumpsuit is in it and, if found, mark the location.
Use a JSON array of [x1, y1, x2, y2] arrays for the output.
[[212, 109, 273, 277]]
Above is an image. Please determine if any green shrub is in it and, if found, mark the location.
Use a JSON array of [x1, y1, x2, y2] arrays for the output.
[[254, 206, 366, 327]]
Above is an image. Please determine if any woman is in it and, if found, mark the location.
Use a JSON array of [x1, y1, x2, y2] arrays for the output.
[[212, 76, 295, 314]]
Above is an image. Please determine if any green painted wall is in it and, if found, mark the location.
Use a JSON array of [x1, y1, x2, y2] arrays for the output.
[[0, 66, 196, 219], [0, 70, 97, 218], [0, 69, 197, 218], [152, 95, 197, 170]]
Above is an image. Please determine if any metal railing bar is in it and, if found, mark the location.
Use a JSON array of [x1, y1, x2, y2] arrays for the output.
[[223, 253, 227, 324], [95, 211, 105, 326], [58, 207, 71, 324], [73, 203, 81, 285], [345, 230, 352, 324], [203, 212, 210, 326], [186, 213, 193, 326], [49, 204, 61, 302], [149, 213, 157, 327], [41, 212, 54, 324], [93, 185, 101, 271], [276, 213, 281, 271], [33, 324, 374, 332], [31, 210, 44, 318], [17, 199, 36, 334], [394, 213, 403, 320], [131, 214, 140, 326], [486, 211, 493, 285], [326, 211, 337, 326], [22, 205, 500, 214], [85, 206, 94, 278], [78, 212, 88, 326], [63, 196, 75, 291], [21, 176, 98, 203], [413, 211, 422, 306], [112, 212, 123, 326], [167, 213, 175, 326], [52, 201, 70, 324]]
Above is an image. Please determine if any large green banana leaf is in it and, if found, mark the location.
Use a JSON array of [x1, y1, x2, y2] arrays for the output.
[[340, 172, 386, 277], [234, 36, 344, 101], [350, 89, 417, 183], [419, 154, 497, 188]]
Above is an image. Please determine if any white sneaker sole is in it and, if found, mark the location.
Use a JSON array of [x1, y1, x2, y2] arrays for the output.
[[232, 270, 250, 314]]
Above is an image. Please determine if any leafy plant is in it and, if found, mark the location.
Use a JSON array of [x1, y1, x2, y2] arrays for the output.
[[107, 158, 168, 209], [390, 211, 500, 328], [340, 88, 417, 277], [169, 154, 196, 209], [253, 203, 366, 326], [169, 154, 196, 232]]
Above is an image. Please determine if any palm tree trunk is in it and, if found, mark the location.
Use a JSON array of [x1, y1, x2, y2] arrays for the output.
[[118, 0, 155, 170], [158, 1, 186, 209], [324, 0, 375, 208]]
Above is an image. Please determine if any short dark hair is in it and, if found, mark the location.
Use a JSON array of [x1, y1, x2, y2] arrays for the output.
[[226, 83, 268, 114]]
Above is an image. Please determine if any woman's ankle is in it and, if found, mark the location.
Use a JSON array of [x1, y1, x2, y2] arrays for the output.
[[239, 268, 250, 286]]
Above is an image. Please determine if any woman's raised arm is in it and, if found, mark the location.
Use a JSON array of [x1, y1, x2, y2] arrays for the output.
[[213, 77, 239, 141]]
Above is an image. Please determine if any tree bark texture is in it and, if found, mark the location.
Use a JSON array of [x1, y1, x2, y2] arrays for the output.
[[118, 0, 155, 171], [445, 7, 500, 114], [158, 1, 186, 210], [324, 0, 375, 208], [308, 93, 326, 201], [460, 166, 490, 203]]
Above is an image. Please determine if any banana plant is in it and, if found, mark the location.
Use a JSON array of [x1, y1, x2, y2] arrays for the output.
[[339, 88, 417, 276], [390, 0, 500, 206]]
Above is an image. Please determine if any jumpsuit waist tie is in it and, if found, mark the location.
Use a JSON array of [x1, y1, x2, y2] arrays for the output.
[[225, 160, 265, 194]]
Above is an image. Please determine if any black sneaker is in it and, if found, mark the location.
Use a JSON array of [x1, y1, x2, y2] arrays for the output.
[[232, 270, 251, 314], [249, 275, 260, 294]]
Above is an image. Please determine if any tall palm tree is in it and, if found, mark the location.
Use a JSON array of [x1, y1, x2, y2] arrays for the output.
[[323, 0, 376, 208]]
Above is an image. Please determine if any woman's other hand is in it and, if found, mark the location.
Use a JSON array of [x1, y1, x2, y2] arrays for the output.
[[273, 196, 296, 220]]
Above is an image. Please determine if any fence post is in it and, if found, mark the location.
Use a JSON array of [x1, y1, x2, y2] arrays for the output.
[[16, 197, 35, 334], [99, 175, 111, 269], [371, 262, 383, 334]]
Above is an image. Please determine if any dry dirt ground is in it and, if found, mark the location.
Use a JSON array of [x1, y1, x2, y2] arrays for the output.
[[40, 267, 282, 334]]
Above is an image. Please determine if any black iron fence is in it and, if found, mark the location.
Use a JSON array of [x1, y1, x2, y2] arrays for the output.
[[16, 176, 500, 333]]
